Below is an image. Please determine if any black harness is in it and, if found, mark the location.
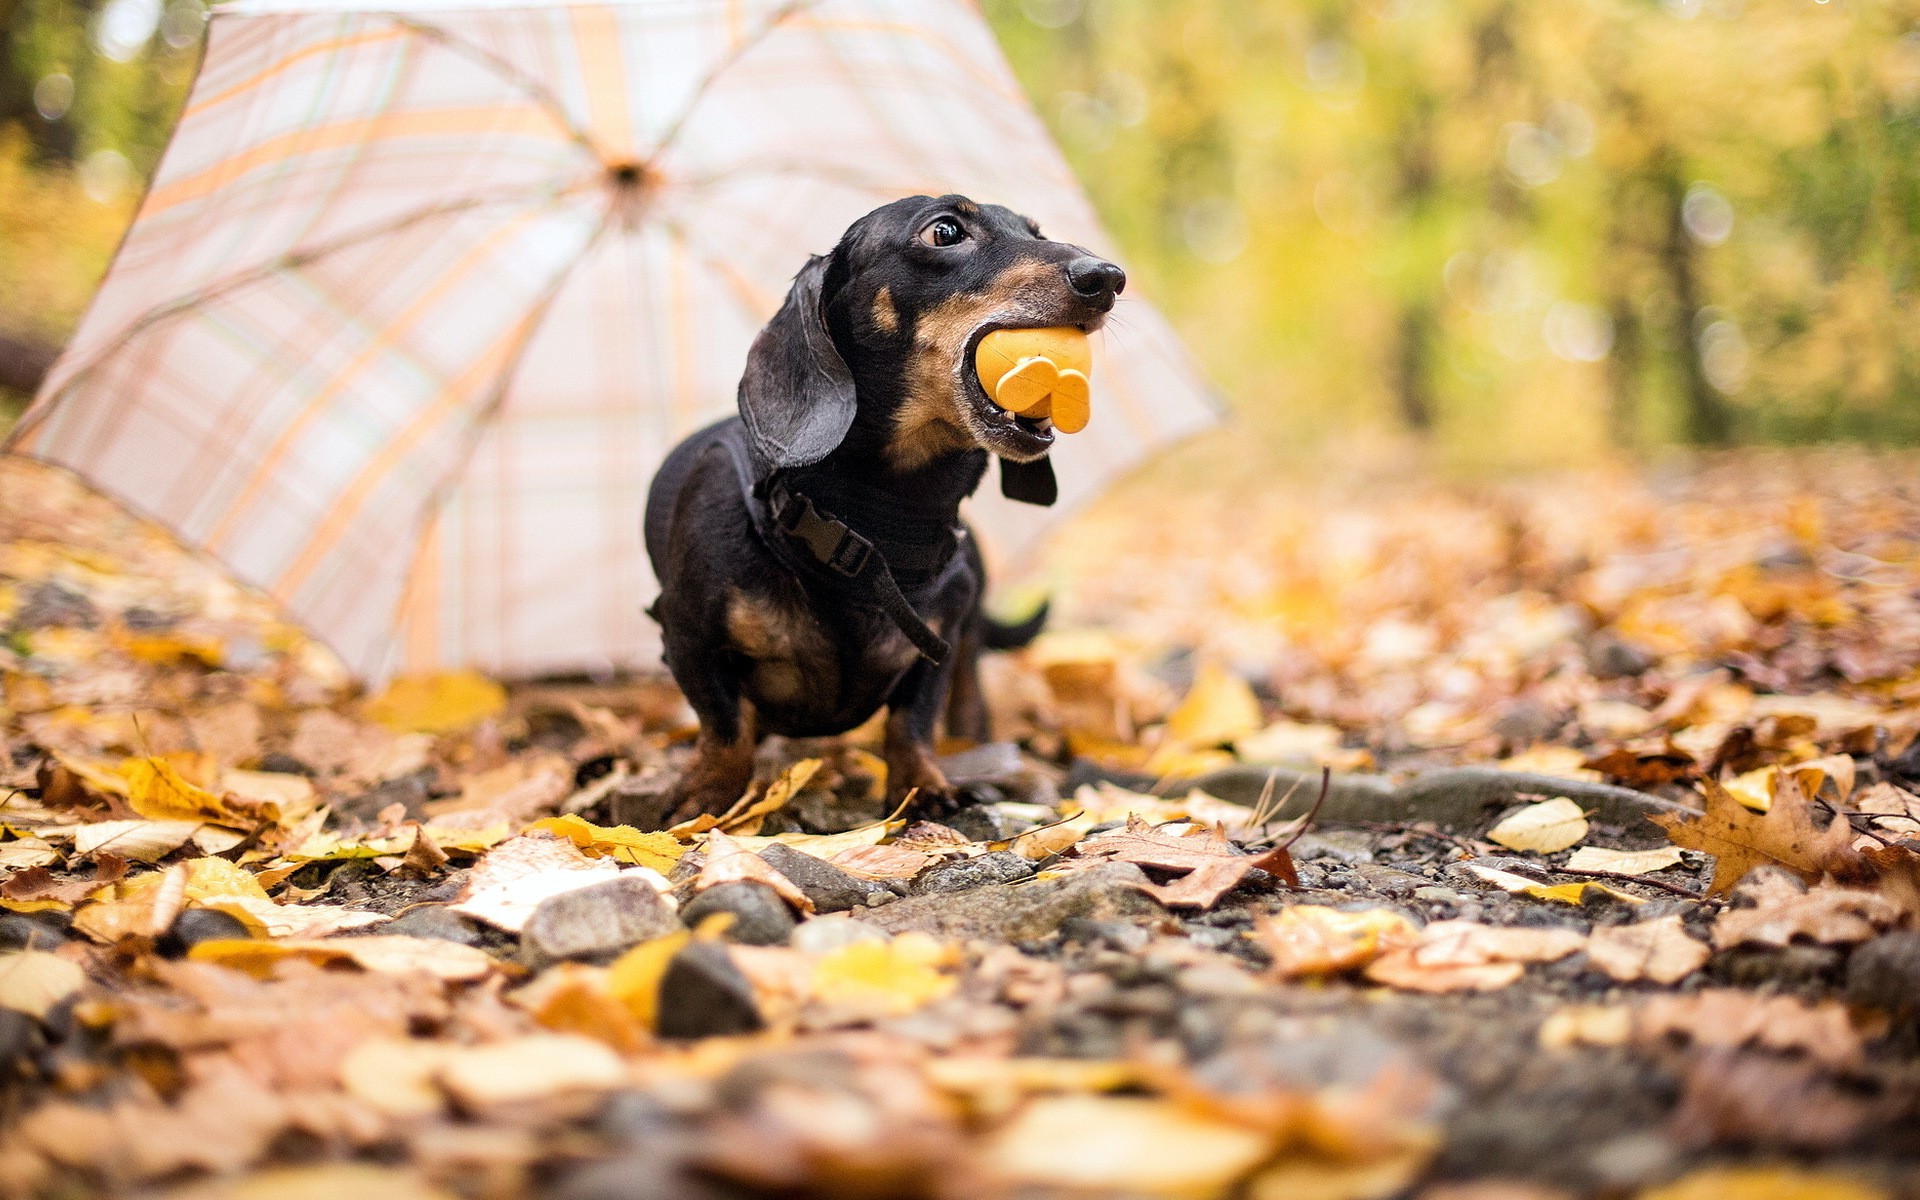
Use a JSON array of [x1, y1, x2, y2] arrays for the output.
[[715, 430, 970, 665]]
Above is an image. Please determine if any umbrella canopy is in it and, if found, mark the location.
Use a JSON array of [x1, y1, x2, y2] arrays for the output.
[[7, 0, 1218, 682]]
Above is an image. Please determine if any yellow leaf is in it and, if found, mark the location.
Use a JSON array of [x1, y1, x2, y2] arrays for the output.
[[1639, 1165, 1888, 1200], [605, 929, 693, 1028], [1166, 663, 1263, 749], [363, 670, 507, 734], [1522, 880, 1643, 906], [810, 932, 957, 1017], [121, 757, 267, 827], [0, 950, 86, 1018], [1725, 766, 1777, 813], [527, 814, 686, 873], [1256, 905, 1419, 978], [986, 1094, 1271, 1198], [1487, 798, 1590, 853]]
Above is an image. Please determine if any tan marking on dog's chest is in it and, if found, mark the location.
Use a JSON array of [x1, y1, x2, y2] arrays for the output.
[[890, 260, 1058, 472], [871, 286, 899, 334], [726, 588, 839, 705]]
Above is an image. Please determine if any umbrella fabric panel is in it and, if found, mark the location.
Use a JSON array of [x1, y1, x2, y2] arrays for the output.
[[13, 0, 1223, 681]]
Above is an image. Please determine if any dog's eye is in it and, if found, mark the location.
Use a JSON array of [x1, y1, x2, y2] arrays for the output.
[[919, 217, 968, 248]]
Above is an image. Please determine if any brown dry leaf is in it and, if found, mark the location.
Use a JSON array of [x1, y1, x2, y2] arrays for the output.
[[698, 829, 813, 913], [1486, 798, 1589, 854], [1585, 915, 1709, 984], [985, 1094, 1272, 1197], [167, 1162, 457, 1200], [1537, 1004, 1634, 1050], [1652, 775, 1863, 896], [1668, 1051, 1875, 1152], [717, 757, 822, 836], [449, 830, 623, 931], [1071, 817, 1294, 908], [429, 752, 572, 825], [71, 818, 199, 862], [0, 837, 60, 870], [434, 1033, 628, 1107], [189, 934, 496, 981], [1365, 920, 1584, 994], [1255, 905, 1420, 978], [0, 949, 86, 1018], [1561, 846, 1684, 875], [1712, 874, 1901, 949], [1635, 988, 1866, 1071], [831, 842, 936, 881]]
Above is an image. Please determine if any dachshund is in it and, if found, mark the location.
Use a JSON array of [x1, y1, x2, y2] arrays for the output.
[[643, 194, 1125, 824]]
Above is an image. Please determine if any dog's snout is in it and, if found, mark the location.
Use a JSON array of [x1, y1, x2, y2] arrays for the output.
[[1066, 256, 1126, 303]]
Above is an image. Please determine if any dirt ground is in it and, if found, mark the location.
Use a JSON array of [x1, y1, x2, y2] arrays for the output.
[[2, 450, 1919, 1200]]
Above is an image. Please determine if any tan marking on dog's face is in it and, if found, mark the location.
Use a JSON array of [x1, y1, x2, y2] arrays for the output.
[[871, 286, 898, 334], [890, 259, 1059, 472], [726, 588, 833, 705]]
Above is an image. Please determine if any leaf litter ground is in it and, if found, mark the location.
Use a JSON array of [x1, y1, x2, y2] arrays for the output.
[[3, 452, 1920, 1199]]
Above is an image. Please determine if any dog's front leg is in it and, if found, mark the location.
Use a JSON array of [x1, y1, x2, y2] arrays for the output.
[[662, 642, 758, 825], [883, 655, 957, 810]]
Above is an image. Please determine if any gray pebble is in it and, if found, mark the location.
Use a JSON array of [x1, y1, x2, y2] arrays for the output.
[[657, 942, 763, 1039], [521, 875, 680, 967], [385, 903, 488, 947], [679, 881, 796, 946], [914, 850, 1035, 895], [758, 842, 892, 913]]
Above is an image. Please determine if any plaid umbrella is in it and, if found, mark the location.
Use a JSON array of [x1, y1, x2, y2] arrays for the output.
[[7, 0, 1218, 682]]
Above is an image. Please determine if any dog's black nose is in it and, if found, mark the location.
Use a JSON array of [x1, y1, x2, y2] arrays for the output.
[[1066, 256, 1126, 301]]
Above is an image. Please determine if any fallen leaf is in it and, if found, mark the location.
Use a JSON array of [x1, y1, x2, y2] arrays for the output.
[[1255, 905, 1419, 978], [718, 758, 822, 836], [72, 818, 199, 862], [1165, 662, 1264, 749], [1585, 915, 1709, 984], [1561, 846, 1685, 875], [605, 929, 694, 1027], [339, 1036, 455, 1118], [120, 757, 271, 828], [434, 1033, 627, 1107], [1668, 1051, 1876, 1152], [831, 842, 936, 881], [1639, 1164, 1886, 1200], [1487, 798, 1589, 854], [0, 950, 86, 1018], [1537, 1004, 1634, 1050], [1460, 862, 1642, 906], [189, 935, 496, 981], [167, 1162, 457, 1200], [362, 670, 506, 733], [449, 830, 623, 931], [0, 837, 60, 870], [1365, 920, 1584, 993], [985, 1094, 1271, 1197], [1635, 989, 1865, 1071], [526, 813, 685, 872], [1245, 1149, 1432, 1200], [1652, 775, 1863, 896], [1712, 875, 1900, 949], [810, 932, 958, 1017], [698, 830, 813, 912], [1071, 818, 1294, 908]]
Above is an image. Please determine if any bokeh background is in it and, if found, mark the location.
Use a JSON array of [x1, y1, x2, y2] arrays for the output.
[[3, 0, 1919, 466]]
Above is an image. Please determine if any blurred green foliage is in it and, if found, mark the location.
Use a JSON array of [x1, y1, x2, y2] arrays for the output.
[[3, 0, 1917, 457], [986, 0, 1920, 462]]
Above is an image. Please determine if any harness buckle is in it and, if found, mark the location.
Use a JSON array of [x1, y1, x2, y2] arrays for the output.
[[771, 482, 871, 577]]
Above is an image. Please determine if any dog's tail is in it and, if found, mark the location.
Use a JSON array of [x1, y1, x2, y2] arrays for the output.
[[982, 599, 1049, 651]]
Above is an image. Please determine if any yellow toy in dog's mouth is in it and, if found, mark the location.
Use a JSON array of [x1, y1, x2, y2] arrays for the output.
[[974, 327, 1093, 435]]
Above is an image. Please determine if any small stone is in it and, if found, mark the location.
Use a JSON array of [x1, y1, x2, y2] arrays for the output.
[[914, 850, 1035, 895], [550, 1155, 745, 1200], [862, 862, 1164, 942], [1712, 943, 1845, 990], [1289, 830, 1375, 865], [758, 843, 892, 913], [864, 892, 896, 907], [790, 914, 891, 954], [1845, 930, 1920, 1017], [160, 907, 252, 957], [1355, 864, 1426, 898], [0, 1009, 41, 1071], [521, 875, 679, 967], [607, 781, 677, 832], [385, 904, 488, 947], [1413, 886, 1462, 904], [679, 881, 796, 946], [657, 942, 763, 1039], [0, 914, 67, 952]]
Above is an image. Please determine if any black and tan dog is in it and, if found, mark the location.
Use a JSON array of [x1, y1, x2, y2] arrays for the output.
[[643, 194, 1125, 823]]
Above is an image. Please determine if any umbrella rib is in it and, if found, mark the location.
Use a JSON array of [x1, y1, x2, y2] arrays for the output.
[[379, 204, 616, 675], [639, 0, 825, 172], [390, 16, 603, 161], [16, 180, 578, 435]]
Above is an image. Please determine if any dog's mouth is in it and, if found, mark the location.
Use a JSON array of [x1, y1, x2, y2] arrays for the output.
[[961, 318, 1101, 460]]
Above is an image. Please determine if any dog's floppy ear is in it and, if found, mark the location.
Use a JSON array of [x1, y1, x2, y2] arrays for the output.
[[999, 456, 1057, 506], [739, 254, 856, 470]]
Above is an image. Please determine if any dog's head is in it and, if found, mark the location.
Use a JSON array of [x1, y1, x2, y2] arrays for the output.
[[738, 194, 1124, 475]]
